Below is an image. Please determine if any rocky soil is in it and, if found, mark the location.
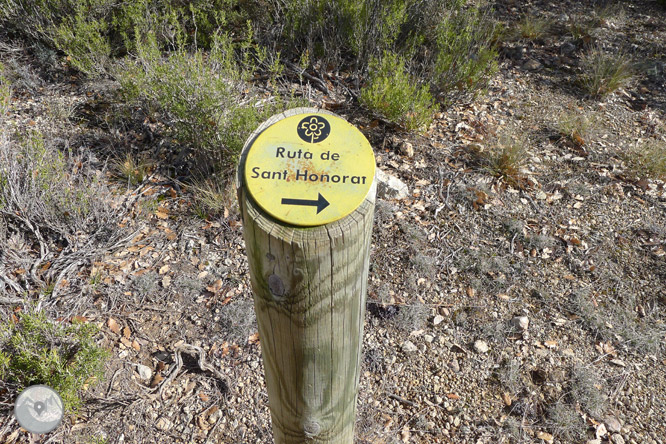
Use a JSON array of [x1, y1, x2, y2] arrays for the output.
[[1, 1, 665, 443]]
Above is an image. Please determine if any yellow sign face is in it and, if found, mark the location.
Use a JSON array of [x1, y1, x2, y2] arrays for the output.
[[245, 113, 376, 226]]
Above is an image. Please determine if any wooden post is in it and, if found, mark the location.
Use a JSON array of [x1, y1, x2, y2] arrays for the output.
[[236, 108, 375, 443]]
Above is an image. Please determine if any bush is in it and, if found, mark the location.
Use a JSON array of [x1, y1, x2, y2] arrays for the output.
[[360, 52, 435, 131], [428, 3, 499, 102], [0, 129, 112, 238], [0, 63, 10, 117], [115, 32, 303, 173], [0, 309, 108, 412]]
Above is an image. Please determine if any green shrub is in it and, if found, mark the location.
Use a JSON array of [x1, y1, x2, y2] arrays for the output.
[[0, 63, 10, 117], [557, 109, 597, 147], [280, 0, 498, 102], [115, 32, 303, 173], [578, 47, 634, 97], [360, 52, 435, 131], [429, 4, 499, 102], [0, 309, 108, 412]]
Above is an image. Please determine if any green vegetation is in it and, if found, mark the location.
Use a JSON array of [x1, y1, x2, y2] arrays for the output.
[[1, 0, 499, 153], [558, 108, 596, 147], [0, 63, 10, 117], [360, 52, 435, 131], [515, 14, 551, 40], [484, 135, 529, 187], [578, 47, 634, 97], [623, 140, 666, 180], [0, 130, 110, 235], [115, 32, 302, 173], [0, 309, 108, 412]]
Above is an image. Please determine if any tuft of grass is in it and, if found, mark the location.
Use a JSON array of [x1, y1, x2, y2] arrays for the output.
[[0, 309, 108, 413], [578, 47, 634, 97], [112, 153, 152, 187], [218, 299, 256, 345], [190, 177, 236, 219], [546, 400, 585, 441], [570, 364, 606, 416], [393, 303, 430, 333], [622, 140, 666, 180], [484, 134, 529, 187], [557, 109, 597, 147], [360, 51, 435, 132], [515, 14, 551, 40]]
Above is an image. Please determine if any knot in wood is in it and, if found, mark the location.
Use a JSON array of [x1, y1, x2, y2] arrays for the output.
[[303, 419, 321, 438], [268, 274, 285, 298]]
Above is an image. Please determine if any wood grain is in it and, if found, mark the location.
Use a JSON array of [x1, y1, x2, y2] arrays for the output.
[[237, 108, 375, 443]]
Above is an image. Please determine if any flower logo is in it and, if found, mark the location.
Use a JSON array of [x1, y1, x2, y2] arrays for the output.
[[297, 115, 330, 143]]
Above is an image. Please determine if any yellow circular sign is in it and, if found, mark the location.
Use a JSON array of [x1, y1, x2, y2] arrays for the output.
[[245, 113, 376, 226]]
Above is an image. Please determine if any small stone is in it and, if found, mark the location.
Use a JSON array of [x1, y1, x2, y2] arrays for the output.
[[560, 41, 576, 55], [136, 364, 152, 380], [424, 334, 434, 343], [523, 59, 542, 71], [605, 416, 622, 434], [537, 431, 554, 442], [376, 169, 409, 200], [586, 440, 601, 444], [449, 358, 460, 373], [511, 316, 529, 331], [401, 341, 418, 353], [433, 315, 445, 326], [473, 340, 489, 354], [558, 13, 570, 22], [156, 417, 172, 431], [611, 434, 625, 444]]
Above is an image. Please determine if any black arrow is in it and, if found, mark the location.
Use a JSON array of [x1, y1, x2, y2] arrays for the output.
[[281, 193, 330, 214]]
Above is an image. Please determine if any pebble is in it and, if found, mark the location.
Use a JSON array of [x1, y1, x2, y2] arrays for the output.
[[606, 416, 623, 434], [433, 315, 445, 326], [523, 59, 542, 71], [136, 364, 152, 380], [473, 340, 489, 354], [511, 316, 529, 331], [449, 358, 460, 373], [402, 341, 418, 353], [611, 434, 626, 444], [156, 417, 172, 431]]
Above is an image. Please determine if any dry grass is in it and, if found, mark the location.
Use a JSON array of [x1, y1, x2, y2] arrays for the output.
[[112, 153, 152, 187], [485, 134, 530, 187], [578, 46, 634, 97], [623, 140, 666, 180], [516, 14, 551, 40]]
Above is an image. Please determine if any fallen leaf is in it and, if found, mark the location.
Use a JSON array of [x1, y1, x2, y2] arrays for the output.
[[248, 332, 260, 344], [123, 326, 131, 339], [199, 392, 210, 402], [159, 264, 170, 275], [447, 393, 460, 400], [162, 276, 171, 287], [150, 373, 164, 388], [502, 392, 512, 406], [108, 318, 121, 335], [131, 340, 141, 351]]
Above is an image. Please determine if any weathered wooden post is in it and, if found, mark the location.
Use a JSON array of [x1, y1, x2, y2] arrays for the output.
[[236, 107, 376, 443]]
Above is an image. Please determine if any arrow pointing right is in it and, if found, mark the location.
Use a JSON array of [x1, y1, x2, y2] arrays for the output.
[[281, 193, 330, 214]]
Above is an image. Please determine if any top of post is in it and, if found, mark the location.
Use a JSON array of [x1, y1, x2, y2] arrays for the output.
[[242, 110, 375, 227]]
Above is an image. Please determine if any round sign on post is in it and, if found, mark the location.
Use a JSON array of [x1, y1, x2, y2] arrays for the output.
[[237, 108, 376, 444], [244, 112, 375, 226]]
